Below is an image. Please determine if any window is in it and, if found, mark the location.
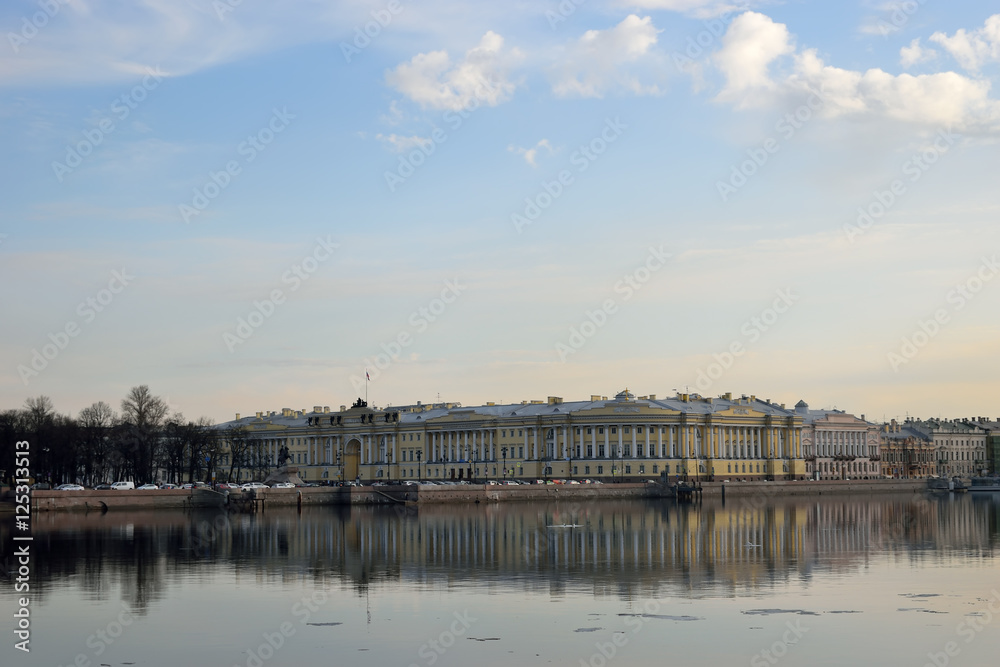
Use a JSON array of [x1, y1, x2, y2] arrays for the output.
[[653, 465, 658, 473], [585, 466, 590, 474], [639, 465, 645, 474], [599, 427, 604, 434], [519, 429, 523, 437], [597, 465, 604, 474], [587, 445, 593, 457], [587, 428, 592, 434], [519, 447, 524, 458], [624, 446, 631, 457], [625, 465, 631, 474], [573, 466, 578, 474], [625, 427, 631, 434], [637, 445, 644, 457], [599, 445, 605, 457], [502, 430, 506, 437], [611, 427, 617, 434]]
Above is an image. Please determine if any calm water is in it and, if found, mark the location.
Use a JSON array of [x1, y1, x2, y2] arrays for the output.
[[3, 493, 1000, 667]]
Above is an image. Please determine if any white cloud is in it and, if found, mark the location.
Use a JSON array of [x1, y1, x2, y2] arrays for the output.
[[900, 38, 937, 68], [929, 14, 1000, 72], [713, 13, 1000, 133], [508, 139, 553, 167], [713, 11, 794, 106], [385, 31, 520, 111], [376, 134, 432, 152], [0, 1, 343, 86], [552, 15, 663, 98]]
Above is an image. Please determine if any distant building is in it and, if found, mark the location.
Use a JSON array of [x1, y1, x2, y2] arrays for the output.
[[797, 401, 881, 480], [214, 390, 808, 483], [959, 417, 1000, 475], [908, 418, 989, 477], [879, 420, 934, 478]]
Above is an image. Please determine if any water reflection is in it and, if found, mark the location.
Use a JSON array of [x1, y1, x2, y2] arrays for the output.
[[3, 493, 997, 609]]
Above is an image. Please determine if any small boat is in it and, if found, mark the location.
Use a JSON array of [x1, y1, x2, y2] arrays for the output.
[[969, 476, 1000, 493], [951, 477, 968, 493]]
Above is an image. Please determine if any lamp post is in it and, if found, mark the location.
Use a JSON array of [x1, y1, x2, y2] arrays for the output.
[[502, 447, 508, 481], [416, 450, 422, 481]]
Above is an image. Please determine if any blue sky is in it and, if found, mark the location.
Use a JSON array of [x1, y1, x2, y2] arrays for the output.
[[2, 0, 1000, 424]]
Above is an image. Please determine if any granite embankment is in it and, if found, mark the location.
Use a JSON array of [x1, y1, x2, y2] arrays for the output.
[[9, 479, 926, 512]]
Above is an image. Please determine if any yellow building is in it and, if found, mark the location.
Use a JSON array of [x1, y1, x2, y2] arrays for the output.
[[218, 390, 807, 483]]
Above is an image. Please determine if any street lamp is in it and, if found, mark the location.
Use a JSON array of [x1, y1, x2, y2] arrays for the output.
[[502, 446, 508, 481], [416, 450, 422, 481]]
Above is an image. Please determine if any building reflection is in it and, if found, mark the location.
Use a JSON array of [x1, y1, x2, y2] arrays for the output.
[[3, 494, 997, 608]]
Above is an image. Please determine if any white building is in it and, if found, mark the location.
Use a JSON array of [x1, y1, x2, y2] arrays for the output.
[[797, 401, 881, 480]]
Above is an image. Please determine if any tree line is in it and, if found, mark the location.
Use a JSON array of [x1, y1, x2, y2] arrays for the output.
[[1, 386, 273, 486]]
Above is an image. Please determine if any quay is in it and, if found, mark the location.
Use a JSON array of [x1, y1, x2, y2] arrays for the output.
[[9, 479, 927, 512]]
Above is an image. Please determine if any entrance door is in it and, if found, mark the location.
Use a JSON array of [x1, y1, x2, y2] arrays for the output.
[[344, 439, 360, 481]]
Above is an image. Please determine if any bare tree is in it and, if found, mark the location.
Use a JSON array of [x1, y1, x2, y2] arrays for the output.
[[79, 401, 117, 485], [120, 385, 168, 483]]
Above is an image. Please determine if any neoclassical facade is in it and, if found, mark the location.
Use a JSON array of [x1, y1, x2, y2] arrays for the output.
[[908, 418, 989, 477], [797, 401, 881, 480], [216, 390, 808, 483], [879, 420, 935, 478]]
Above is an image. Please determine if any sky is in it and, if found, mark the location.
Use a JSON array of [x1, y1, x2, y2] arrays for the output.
[[2, 0, 1000, 425]]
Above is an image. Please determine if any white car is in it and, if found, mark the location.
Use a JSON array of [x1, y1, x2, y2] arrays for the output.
[[136, 484, 158, 490], [110, 481, 135, 490], [242, 482, 268, 490], [55, 484, 85, 491], [270, 482, 294, 489]]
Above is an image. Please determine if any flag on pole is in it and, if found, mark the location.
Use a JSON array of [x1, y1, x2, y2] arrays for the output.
[[366, 370, 371, 381]]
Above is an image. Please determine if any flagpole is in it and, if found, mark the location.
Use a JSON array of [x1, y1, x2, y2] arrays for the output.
[[365, 368, 368, 406]]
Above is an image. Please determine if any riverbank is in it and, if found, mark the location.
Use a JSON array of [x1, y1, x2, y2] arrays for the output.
[[6, 479, 927, 512]]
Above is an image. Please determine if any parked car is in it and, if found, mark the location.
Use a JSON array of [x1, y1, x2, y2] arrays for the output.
[[242, 482, 268, 490], [159, 483, 177, 489], [179, 483, 195, 489], [93, 483, 112, 490], [270, 482, 294, 488], [30, 482, 51, 490], [136, 484, 158, 490], [55, 484, 85, 491], [110, 481, 135, 490]]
